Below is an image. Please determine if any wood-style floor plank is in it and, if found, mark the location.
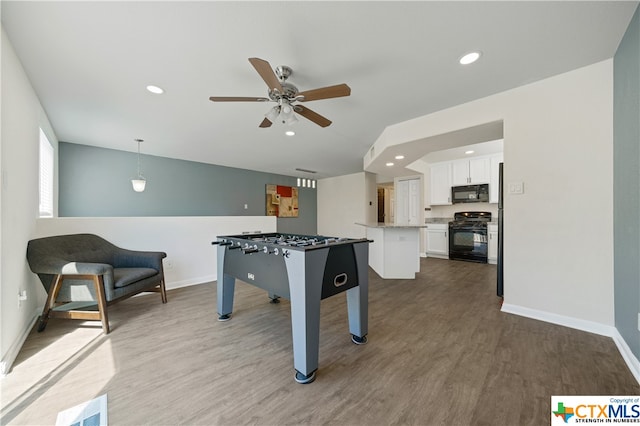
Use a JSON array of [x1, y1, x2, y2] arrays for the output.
[[2, 258, 638, 425]]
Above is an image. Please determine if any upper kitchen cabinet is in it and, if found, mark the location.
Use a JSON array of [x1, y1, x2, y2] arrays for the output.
[[430, 162, 452, 205], [489, 153, 504, 204], [452, 157, 491, 186]]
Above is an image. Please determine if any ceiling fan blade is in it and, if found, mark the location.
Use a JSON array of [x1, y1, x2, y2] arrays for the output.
[[294, 105, 332, 127], [209, 96, 270, 102], [259, 118, 273, 128], [298, 84, 351, 102], [248, 57, 284, 94]]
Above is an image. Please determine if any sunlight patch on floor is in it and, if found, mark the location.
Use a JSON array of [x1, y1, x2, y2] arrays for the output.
[[1, 324, 115, 425]]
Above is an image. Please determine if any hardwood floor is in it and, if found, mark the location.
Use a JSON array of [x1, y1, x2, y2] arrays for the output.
[[2, 258, 638, 425]]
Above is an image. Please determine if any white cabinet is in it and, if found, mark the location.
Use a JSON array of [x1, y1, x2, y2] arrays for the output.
[[488, 223, 498, 264], [452, 157, 491, 186], [429, 163, 452, 205], [489, 153, 504, 204], [425, 223, 449, 259], [365, 226, 422, 279]]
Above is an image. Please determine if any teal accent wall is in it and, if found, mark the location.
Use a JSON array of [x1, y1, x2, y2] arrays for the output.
[[614, 5, 640, 358], [58, 142, 317, 234]]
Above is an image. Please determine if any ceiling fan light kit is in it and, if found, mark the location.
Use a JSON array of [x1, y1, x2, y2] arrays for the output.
[[210, 57, 350, 128]]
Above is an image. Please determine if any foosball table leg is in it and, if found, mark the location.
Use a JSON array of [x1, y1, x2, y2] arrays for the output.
[[217, 273, 235, 322], [294, 369, 317, 384], [268, 292, 281, 304], [351, 334, 368, 345]]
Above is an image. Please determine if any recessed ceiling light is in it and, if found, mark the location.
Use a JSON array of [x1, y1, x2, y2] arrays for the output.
[[386, 162, 394, 167], [459, 51, 481, 65], [395, 155, 405, 160], [465, 150, 475, 154], [285, 130, 295, 136], [146, 85, 164, 94]]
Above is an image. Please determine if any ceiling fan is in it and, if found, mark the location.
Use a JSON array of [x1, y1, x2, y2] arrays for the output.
[[209, 57, 351, 128]]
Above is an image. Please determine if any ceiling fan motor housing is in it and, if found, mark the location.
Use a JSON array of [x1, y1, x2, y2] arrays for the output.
[[269, 66, 298, 100], [269, 82, 298, 101]]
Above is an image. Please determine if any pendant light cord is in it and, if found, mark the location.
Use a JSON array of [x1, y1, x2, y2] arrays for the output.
[[135, 139, 143, 178]]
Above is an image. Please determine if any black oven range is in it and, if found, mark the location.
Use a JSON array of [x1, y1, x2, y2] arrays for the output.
[[449, 211, 491, 263], [212, 232, 371, 384]]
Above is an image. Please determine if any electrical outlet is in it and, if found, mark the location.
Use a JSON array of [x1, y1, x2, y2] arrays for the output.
[[18, 290, 27, 307], [244, 204, 248, 210], [637, 313, 640, 332]]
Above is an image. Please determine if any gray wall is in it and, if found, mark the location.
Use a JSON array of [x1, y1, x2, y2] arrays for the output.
[[614, 5, 640, 358], [58, 142, 317, 234]]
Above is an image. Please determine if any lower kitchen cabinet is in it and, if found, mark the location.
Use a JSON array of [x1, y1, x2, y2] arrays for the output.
[[488, 223, 498, 264], [425, 223, 449, 259]]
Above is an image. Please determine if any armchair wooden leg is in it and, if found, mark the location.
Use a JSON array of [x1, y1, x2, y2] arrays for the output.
[[38, 274, 64, 332], [92, 275, 110, 334], [160, 278, 167, 304]]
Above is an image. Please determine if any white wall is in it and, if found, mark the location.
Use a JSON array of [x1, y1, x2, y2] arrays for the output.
[[366, 60, 615, 329], [317, 172, 376, 238], [0, 27, 59, 374], [35, 216, 276, 288]]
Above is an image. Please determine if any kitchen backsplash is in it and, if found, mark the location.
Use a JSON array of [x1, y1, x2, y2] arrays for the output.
[[426, 203, 498, 220]]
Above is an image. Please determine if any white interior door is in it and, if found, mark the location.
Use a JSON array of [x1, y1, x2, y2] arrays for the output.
[[396, 180, 409, 224], [396, 178, 420, 225]]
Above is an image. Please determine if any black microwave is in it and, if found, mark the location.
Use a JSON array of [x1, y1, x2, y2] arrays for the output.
[[452, 184, 489, 204]]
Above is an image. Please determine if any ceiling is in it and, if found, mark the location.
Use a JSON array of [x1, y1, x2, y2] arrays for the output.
[[2, 1, 637, 179], [421, 139, 504, 164]]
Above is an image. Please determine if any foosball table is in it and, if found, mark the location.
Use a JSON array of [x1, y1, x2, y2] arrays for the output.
[[212, 232, 371, 384]]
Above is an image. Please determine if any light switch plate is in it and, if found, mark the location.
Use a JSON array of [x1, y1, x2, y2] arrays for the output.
[[508, 181, 524, 195]]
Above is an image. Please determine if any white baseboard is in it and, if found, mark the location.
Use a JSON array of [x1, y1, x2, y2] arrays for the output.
[[501, 303, 617, 336], [426, 253, 449, 260], [611, 329, 640, 385], [165, 275, 215, 290], [1, 308, 40, 376], [502, 303, 640, 385]]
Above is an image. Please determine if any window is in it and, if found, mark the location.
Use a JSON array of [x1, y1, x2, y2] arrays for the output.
[[39, 128, 54, 217]]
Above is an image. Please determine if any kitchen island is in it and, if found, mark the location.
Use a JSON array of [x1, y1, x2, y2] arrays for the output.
[[356, 223, 427, 279]]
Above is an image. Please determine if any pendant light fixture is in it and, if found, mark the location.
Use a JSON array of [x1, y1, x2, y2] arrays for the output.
[[131, 138, 146, 192]]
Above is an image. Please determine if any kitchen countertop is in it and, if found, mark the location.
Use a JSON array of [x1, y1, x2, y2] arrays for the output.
[[424, 217, 453, 224], [355, 222, 428, 228], [425, 217, 498, 226]]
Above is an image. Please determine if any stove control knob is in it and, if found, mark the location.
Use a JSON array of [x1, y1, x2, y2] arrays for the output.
[[273, 248, 279, 256]]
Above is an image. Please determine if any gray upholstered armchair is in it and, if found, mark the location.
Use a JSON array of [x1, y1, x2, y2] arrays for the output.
[[26, 233, 167, 334]]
